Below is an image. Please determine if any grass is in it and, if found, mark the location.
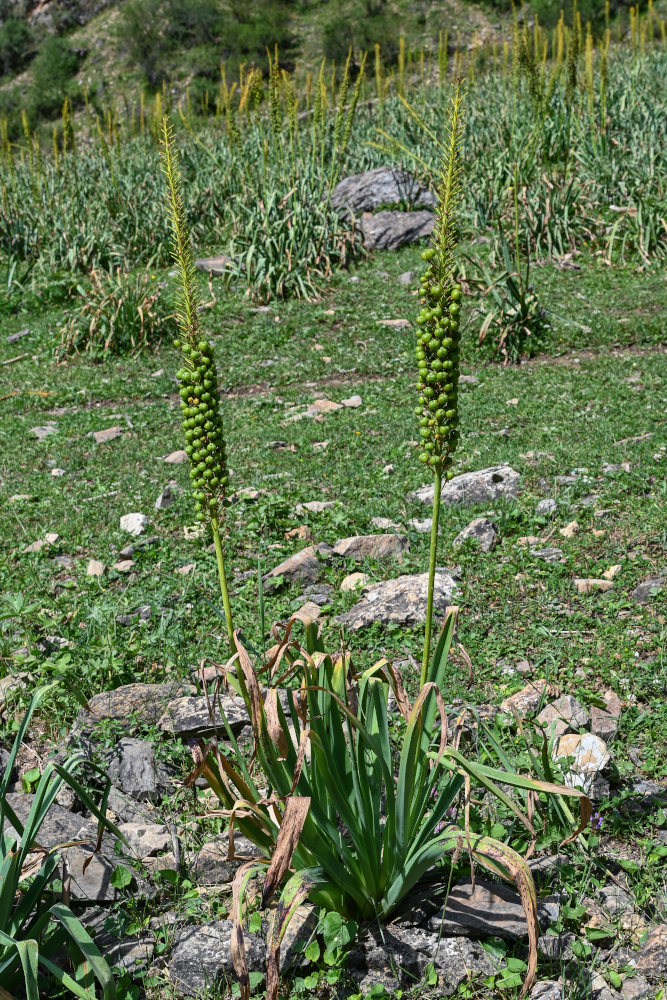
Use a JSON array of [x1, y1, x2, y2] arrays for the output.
[[1, 223, 666, 1000]]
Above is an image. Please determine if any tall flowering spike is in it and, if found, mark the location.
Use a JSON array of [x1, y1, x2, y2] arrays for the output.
[[160, 117, 229, 523], [414, 80, 466, 481]]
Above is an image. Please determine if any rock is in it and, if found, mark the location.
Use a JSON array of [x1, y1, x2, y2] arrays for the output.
[[501, 679, 550, 718], [104, 738, 173, 802], [331, 534, 408, 560], [86, 559, 105, 577], [408, 465, 521, 507], [536, 696, 590, 737], [538, 932, 575, 960], [370, 516, 403, 531], [411, 517, 439, 535], [190, 836, 254, 885], [115, 604, 152, 625], [168, 920, 265, 996], [334, 570, 458, 631], [52, 554, 73, 568], [300, 583, 334, 606], [158, 695, 250, 740], [530, 547, 564, 562], [574, 578, 614, 594], [330, 166, 435, 217], [30, 423, 57, 440], [2, 792, 93, 848], [273, 903, 318, 969], [23, 533, 59, 553], [341, 394, 363, 408], [555, 475, 577, 486], [603, 462, 631, 475], [379, 317, 410, 329], [92, 426, 123, 444], [118, 536, 160, 559], [633, 923, 667, 980], [341, 572, 370, 592], [597, 885, 634, 916], [294, 601, 321, 625], [360, 210, 435, 250], [164, 450, 188, 464], [555, 733, 611, 792], [536, 498, 557, 517], [175, 563, 195, 575], [105, 936, 155, 972], [120, 512, 148, 536], [453, 517, 498, 552], [631, 576, 665, 604], [621, 974, 651, 999], [559, 520, 579, 538], [531, 982, 563, 1000], [602, 564, 622, 580], [76, 682, 179, 729], [118, 822, 171, 858], [397, 270, 415, 286], [51, 467, 66, 477], [590, 707, 620, 740], [113, 560, 134, 574], [195, 254, 233, 275], [382, 464, 394, 474], [425, 878, 558, 940], [294, 500, 334, 514], [155, 483, 179, 510], [263, 544, 329, 592]]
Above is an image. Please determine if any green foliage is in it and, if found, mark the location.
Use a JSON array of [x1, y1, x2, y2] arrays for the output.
[[28, 36, 81, 120], [322, 0, 398, 65], [0, 17, 33, 77], [0, 686, 125, 999], [59, 268, 177, 356]]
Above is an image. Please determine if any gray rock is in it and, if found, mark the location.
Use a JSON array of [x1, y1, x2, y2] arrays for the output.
[[158, 695, 250, 740], [330, 166, 435, 218], [531, 982, 564, 1000], [263, 544, 330, 592], [7, 328, 30, 343], [554, 475, 577, 486], [597, 885, 634, 916], [195, 254, 233, 275], [632, 576, 665, 604], [117, 822, 171, 858], [454, 517, 498, 552], [409, 465, 521, 507], [115, 605, 153, 627], [300, 583, 334, 606], [360, 210, 435, 250], [30, 423, 57, 440], [397, 270, 416, 286], [425, 878, 558, 940], [632, 923, 667, 980], [92, 426, 123, 444], [75, 682, 180, 729], [590, 707, 620, 740], [104, 738, 173, 802], [536, 498, 557, 518], [120, 512, 147, 536], [501, 679, 550, 718], [536, 695, 590, 737], [190, 835, 255, 885], [2, 792, 93, 848], [155, 482, 180, 510], [118, 536, 160, 559], [332, 534, 408, 560], [334, 570, 458, 630], [168, 920, 265, 996], [408, 517, 434, 533], [538, 932, 575, 960], [530, 547, 564, 562], [105, 936, 155, 972], [621, 973, 651, 999]]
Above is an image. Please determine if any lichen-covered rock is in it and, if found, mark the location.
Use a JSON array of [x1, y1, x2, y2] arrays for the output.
[[334, 571, 458, 630], [409, 465, 521, 507]]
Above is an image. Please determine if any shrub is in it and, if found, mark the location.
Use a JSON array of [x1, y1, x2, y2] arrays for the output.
[[59, 268, 177, 356], [0, 17, 33, 78], [28, 36, 81, 119]]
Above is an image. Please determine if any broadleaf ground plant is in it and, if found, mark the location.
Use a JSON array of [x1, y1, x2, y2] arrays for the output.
[[163, 83, 593, 1000]]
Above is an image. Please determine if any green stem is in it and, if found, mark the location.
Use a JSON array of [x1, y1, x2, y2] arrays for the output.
[[421, 466, 442, 687], [211, 514, 234, 653]]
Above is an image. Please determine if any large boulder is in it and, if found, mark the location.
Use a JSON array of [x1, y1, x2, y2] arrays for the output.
[[331, 166, 435, 218], [335, 570, 458, 630], [408, 465, 521, 507], [360, 210, 435, 250]]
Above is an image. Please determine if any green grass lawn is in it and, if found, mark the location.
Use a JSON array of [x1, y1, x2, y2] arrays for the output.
[[1, 242, 666, 998]]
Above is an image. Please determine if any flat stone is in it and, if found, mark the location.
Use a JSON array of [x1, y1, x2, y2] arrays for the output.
[[334, 570, 458, 631], [501, 679, 550, 718], [93, 426, 123, 444], [633, 923, 667, 980], [168, 920, 265, 996], [117, 822, 171, 858], [190, 835, 255, 885], [360, 209, 435, 250], [164, 450, 188, 464], [632, 576, 665, 604], [555, 475, 577, 486], [341, 572, 370, 592], [76, 682, 178, 729], [113, 560, 134, 574], [294, 601, 321, 625], [332, 534, 408, 560], [341, 394, 363, 407], [531, 982, 563, 1000], [7, 328, 30, 343], [120, 512, 148, 536], [621, 974, 651, 999], [86, 559, 105, 577], [597, 885, 634, 916], [559, 520, 579, 537], [263, 544, 329, 592], [538, 932, 575, 960], [294, 500, 334, 514], [535, 498, 557, 517], [602, 564, 622, 580], [23, 532, 59, 553], [425, 878, 558, 940], [158, 695, 249, 740], [556, 733, 610, 793], [51, 468, 66, 477], [536, 696, 590, 738], [590, 707, 619, 740], [330, 166, 435, 217], [30, 423, 57, 440], [454, 517, 498, 552], [408, 465, 521, 507], [155, 482, 180, 510], [574, 578, 614, 594], [300, 583, 334, 606], [2, 792, 93, 848], [530, 547, 564, 562], [397, 270, 415, 286], [379, 317, 410, 329], [175, 563, 195, 575], [194, 254, 233, 275], [408, 517, 434, 533], [105, 936, 155, 972], [370, 516, 404, 531]]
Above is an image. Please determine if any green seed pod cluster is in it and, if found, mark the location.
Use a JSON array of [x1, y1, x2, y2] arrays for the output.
[[175, 337, 228, 521], [414, 258, 462, 478], [414, 80, 466, 481]]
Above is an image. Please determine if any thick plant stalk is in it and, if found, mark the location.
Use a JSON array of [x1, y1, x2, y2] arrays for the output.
[[160, 117, 234, 651], [415, 80, 466, 681]]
